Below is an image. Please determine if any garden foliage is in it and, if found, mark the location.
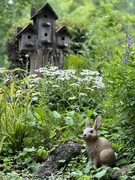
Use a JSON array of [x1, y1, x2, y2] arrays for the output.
[[0, 0, 135, 179]]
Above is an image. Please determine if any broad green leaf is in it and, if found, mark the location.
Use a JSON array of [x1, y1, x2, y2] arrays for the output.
[[24, 147, 35, 152], [62, 131, 75, 140], [34, 107, 46, 118], [65, 116, 74, 126], [94, 169, 107, 178], [52, 111, 61, 119]]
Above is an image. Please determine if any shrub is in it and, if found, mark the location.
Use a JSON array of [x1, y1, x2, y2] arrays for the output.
[[34, 66, 104, 112], [102, 44, 135, 162]]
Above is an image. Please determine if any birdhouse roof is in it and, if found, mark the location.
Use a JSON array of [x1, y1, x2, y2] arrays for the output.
[[56, 26, 72, 38], [31, 3, 58, 20], [16, 23, 37, 38]]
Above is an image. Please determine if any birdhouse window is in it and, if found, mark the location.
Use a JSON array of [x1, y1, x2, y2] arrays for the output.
[[27, 35, 31, 39], [61, 37, 65, 40], [44, 33, 48, 36], [44, 14, 47, 18]]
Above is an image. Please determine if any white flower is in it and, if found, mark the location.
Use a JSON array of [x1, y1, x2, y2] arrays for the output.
[[80, 69, 99, 76], [64, 76, 71, 80], [32, 92, 41, 96], [85, 87, 94, 91], [79, 93, 87, 97], [82, 76, 93, 82], [52, 85, 60, 88], [25, 54, 29, 58], [68, 96, 76, 100], [56, 77, 65, 81], [70, 83, 79, 87], [29, 74, 38, 78], [31, 97, 38, 101], [66, 69, 76, 74], [16, 90, 22, 96]]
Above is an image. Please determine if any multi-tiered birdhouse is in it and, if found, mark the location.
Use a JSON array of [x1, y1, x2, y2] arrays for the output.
[[16, 3, 71, 73]]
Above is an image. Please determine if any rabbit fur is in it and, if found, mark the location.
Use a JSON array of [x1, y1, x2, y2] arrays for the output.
[[83, 116, 116, 167]]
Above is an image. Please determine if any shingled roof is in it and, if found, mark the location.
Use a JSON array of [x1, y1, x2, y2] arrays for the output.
[[31, 3, 58, 20], [16, 23, 37, 38], [56, 26, 72, 38]]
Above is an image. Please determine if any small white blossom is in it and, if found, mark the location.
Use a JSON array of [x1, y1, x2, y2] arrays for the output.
[[56, 77, 65, 81], [68, 96, 76, 100], [64, 76, 71, 80], [25, 54, 29, 58], [80, 69, 99, 76], [52, 85, 60, 88], [32, 92, 41, 96], [31, 97, 38, 101], [79, 93, 87, 97], [85, 87, 94, 91], [29, 74, 38, 78], [70, 83, 79, 87]]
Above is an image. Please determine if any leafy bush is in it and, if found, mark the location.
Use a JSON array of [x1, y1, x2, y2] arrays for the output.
[[0, 66, 104, 154], [34, 66, 104, 112], [102, 42, 135, 162]]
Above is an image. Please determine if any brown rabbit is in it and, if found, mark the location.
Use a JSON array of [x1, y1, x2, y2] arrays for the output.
[[83, 116, 116, 167]]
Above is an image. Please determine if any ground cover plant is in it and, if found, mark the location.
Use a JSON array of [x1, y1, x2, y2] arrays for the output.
[[0, 66, 105, 179], [0, 61, 135, 179]]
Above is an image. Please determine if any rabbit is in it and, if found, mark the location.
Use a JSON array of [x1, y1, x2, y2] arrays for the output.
[[83, 116, 116, 167]]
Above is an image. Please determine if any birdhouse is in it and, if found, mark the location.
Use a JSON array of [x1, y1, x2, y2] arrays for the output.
[[56, 26, 72, 51], [16, 23, 37, 52], [31, 3, 58, 47]]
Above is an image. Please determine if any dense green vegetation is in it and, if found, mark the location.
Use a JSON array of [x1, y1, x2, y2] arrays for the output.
[[0, 0, 135, 179]]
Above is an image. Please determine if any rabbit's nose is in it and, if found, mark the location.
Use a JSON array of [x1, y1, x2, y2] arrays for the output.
[[83, 133, 86, 137]]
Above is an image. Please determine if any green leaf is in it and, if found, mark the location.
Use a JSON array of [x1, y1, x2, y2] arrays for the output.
[[52, 111, 61, 119], [79, 176, 91, 180], [116, 159, 128, 166], [34, 107, 46, 118], [62, 131, 75, 140], [94, 169, 107, 178], [23, 147, 35, 152], [85, 167, 90, 174], [65, 116, 74, 126], [0, 136, 6, 152]]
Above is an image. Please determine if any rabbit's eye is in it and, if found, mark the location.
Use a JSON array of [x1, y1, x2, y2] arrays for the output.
[[90, 130, 93, 133]]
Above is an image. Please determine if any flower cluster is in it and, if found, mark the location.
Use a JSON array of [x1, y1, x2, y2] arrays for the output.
[[35, 66, 104, 89], [122, 35, 132, 62]]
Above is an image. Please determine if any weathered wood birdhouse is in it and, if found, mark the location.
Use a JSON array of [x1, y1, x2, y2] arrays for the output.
[[16, 3, 71, 73], [30, 3, 58, 48], [16, 23, 37, 52], [56, 26, 72, 51]]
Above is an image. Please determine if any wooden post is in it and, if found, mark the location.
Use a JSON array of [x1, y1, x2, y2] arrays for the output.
[[58, 49, 64, 69], [30, 51, 37, 74], [35, 49, 43, 70]]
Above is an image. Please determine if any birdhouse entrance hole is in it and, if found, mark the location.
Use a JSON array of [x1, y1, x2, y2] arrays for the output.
[[44, 14, 47, 18], [62, 37, 65, 40], [27, 35, 31, 39], [44, 33, 48, 36]]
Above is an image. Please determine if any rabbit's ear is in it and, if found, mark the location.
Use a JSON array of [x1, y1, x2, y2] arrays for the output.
[[93, 116, 102, 130], [85, 117, 91, 128]]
